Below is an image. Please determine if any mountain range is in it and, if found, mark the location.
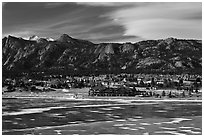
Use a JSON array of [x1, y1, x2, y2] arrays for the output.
[[2, 34, 202, 76]]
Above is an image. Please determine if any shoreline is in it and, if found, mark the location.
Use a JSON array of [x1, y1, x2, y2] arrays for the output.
[[2, 95, 202, 102], [2, 87, 202, 101]]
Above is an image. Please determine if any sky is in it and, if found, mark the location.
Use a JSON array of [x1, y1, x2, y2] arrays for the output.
[[2, 2, 202, 43]]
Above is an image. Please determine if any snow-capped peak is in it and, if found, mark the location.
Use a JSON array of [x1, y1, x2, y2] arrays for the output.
[[29, 35, 54, 42], [46, 37, 54, 41], [29, 35, 39, 41]]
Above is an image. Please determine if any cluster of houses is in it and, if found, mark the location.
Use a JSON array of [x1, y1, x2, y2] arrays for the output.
[[3, 76, 88, 93], [88, 74, 201, 97], [2, 73, 202, 98]]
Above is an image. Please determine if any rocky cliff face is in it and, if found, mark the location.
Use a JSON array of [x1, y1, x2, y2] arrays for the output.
[[2, 35, 202, 75]]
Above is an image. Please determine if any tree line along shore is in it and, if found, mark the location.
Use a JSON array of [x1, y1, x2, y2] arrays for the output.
[[2, 73, 202, 100]]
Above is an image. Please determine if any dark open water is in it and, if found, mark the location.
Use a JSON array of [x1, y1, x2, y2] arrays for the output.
[[2, 98, 202, 135]]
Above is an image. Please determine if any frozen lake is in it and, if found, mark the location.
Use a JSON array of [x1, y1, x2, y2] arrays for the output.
[[2, 98, 202, 135]]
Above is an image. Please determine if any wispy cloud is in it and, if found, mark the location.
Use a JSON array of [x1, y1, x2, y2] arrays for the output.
[[2, 2, 202, 43], [44, 2, 69, 8], [77, 2, 134, 7], [102, 2, 202, 39]]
